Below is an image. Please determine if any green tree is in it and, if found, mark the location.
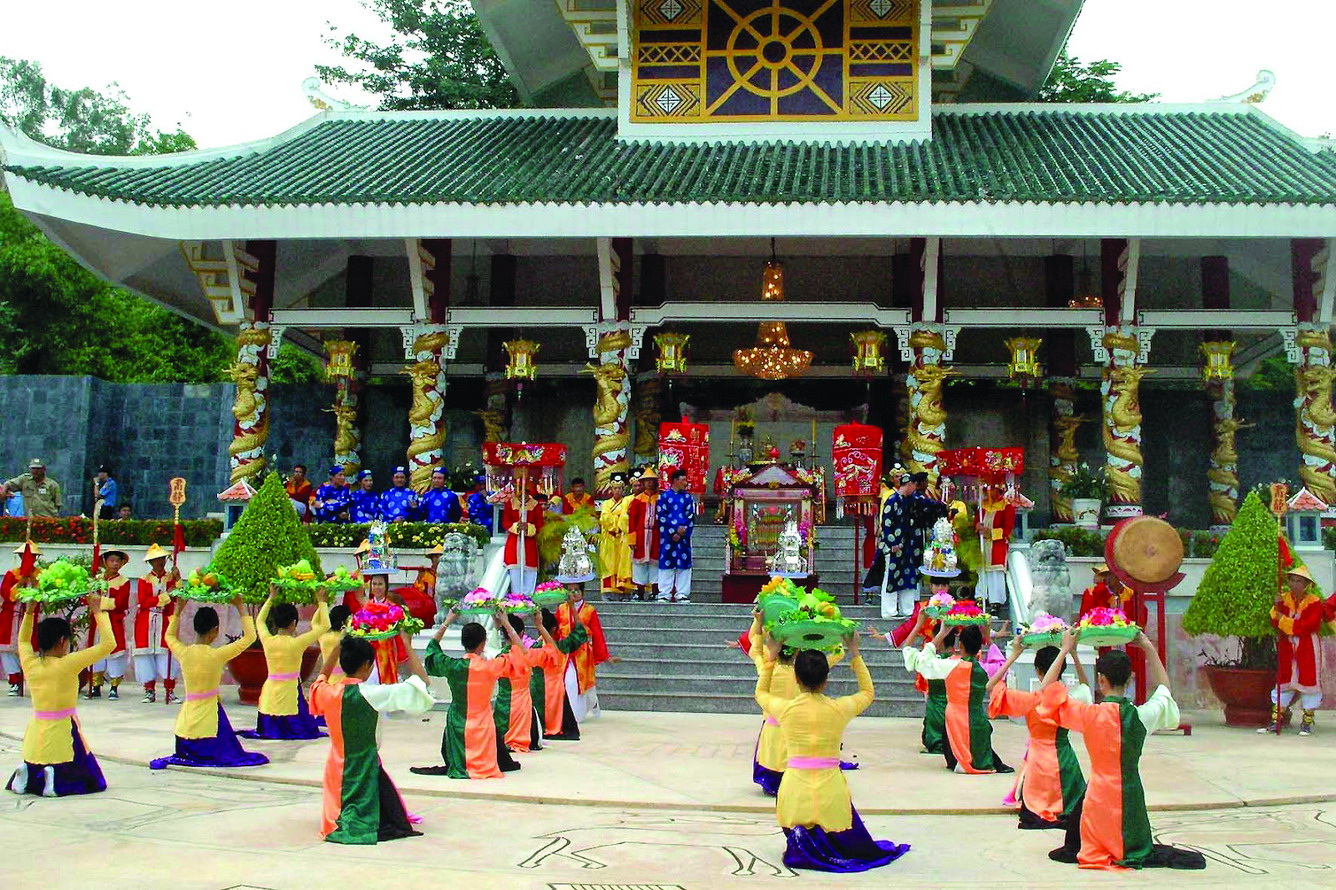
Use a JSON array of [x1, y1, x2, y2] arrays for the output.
[[1039, 52, 1159, 104], [211, 473, 324, 604], [1182, 491, 1319, 667], [0, 58, 239, 383], [316, 0, 519, 110]]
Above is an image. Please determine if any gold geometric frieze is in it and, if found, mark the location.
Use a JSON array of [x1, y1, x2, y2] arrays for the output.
[[635, 82, 704, 118]]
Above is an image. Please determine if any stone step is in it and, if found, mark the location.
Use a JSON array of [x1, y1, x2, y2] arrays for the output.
[[597, 690, 920, 718], [595, 670, 917, 693], [593, 601, 885, 616], [602, 625, 899, 643], [601, 652, 911, 673]]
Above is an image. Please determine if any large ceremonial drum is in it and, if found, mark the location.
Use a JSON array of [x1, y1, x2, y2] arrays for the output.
[[1105, 516, 1184, 588]]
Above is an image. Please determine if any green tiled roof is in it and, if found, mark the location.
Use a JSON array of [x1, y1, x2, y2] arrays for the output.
[[8, 109, 1336, 208]]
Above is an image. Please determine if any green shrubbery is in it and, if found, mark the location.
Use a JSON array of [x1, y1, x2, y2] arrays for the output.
[[211, 474, 323, 604]]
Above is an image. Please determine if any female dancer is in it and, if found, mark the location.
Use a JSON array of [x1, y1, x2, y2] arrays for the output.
[[240, 587, 329, 740]]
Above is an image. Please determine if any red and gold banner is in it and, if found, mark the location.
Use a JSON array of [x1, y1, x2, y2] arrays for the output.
[[832, 424, 882, 499], [938, 447, 1025, 479], [658, 422, 710, 494], [482, 442, 568, 468]]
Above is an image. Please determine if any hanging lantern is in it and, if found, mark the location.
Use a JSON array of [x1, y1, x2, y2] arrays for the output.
[[503, 339, 540, 382], [1200, 340, 1237, 381], [850, 330, 886, 376], [733, 241, 813, 380], [324, 340, 359, 380], [761, 259, 784, 301], [655, 332, 690, 376], [1005, 337, 1043, 386]]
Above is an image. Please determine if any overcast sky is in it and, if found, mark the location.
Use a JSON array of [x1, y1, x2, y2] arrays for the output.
[[2, 0, 1332, 149]]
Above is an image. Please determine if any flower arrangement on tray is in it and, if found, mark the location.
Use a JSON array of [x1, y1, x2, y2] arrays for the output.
[[345, 601, 424, 641], [457, 587, 499, 615], [532, 581, 568, 607], [322, 565, 363, 593], [942, 600, 989, 626], [19, 559, 106, 604], [1077, 607, 1140, 647], [178, 566, 236, 604], [923, 590, 956, 619], [769, 588, 859, 651], [500, 589, 536, 613], [1020, 613, 1069, 648]]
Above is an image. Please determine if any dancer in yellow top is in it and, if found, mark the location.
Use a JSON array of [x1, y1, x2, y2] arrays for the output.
[[240, 587, 330, 740], [150, 594, 269, 769], [8, 596, 114, 796], [755, 630, 909, 873]]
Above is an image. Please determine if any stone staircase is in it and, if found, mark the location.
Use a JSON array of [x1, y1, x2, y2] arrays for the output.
[[594, 601, 923, 718], [687, 521, 866, 603]]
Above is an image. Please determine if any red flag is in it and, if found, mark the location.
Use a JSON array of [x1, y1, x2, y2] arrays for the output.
[[172, 522, 186, 556], [18, 541, 37, 575], [91, 542, 100, 574]]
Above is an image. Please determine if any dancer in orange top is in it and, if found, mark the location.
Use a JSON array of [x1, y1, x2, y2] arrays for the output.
[[1040, 629, 1205, 871], [987, 637, 1090, 829], [556, 584, 614, 723], [414, 607, 523, 779]]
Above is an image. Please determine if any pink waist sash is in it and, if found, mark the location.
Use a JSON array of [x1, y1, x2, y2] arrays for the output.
[[184, 688, 219, 702], [268, 671, 300, 682], [765, 716, 779, 727], [787, 756, 840, 770], [34, 707, 77, 720]]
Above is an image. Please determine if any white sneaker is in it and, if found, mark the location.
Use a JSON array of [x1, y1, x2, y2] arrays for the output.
[[6, 684, 18, 697], [165, 692, 180, 705], [141, 691, 156, 704]]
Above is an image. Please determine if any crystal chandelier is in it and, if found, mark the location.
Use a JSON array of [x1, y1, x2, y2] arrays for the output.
[[733, 240, 813, 380]]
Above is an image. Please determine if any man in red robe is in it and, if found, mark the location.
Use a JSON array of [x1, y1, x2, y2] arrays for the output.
[[556, 585, 615, 724], [132, 543, 180, 703], [501, 487, 544, 597], [1, 541, 41, 695], [1260, 565, 1326, 736], [285, 464, 314, 522], [88, 549, 132, 699], [626, 467, 661, 601]]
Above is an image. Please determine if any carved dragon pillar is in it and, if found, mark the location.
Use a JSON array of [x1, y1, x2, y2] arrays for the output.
[[896, 325, 958, 477], [1292, 327, 1336, 505], [1202, 341, 1247, 528], [228, 322, 272, 484], [632, 370, 663, 466], [325, 340, 362, 475], [1098, 328, 1152, 519], [587, 328, 632, 494], [476, 372, 510, 445], [403, 328, 450, 490], [1047, 377, 1082, 523]]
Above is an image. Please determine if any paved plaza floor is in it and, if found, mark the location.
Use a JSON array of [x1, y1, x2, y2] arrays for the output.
[[3, 697, 1335, 888]]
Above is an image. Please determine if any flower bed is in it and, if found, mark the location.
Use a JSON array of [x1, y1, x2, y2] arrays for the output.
[[0, 517, 222, 547], [306, 521, 489, 550]]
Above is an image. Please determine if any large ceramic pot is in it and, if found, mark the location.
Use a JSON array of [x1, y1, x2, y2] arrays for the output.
[[229, 645, 322, 706], [1071, 498, 1101, 530], [1202, 664, 1275, 727]]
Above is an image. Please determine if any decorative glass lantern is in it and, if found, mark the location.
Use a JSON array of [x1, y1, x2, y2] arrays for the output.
[[503, 339, 540, 381], [761, 259, 784, 302], [1005, 337, 1043, 386], [655, 332, 690, 375], [1200, 340, 1237, 381], [734, 242, 812, 381], [324, 340, 358, 380], [850, 330, 886, 376]]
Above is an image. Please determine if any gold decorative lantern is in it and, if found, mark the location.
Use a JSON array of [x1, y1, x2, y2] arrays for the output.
[[324, 340, 359, 380], [1200, 340, 1237, 381], [850, 330, 886, 376], [1005, 337, 1043, 386], [733, 240, 813, 381], [655, 332, 690, 376], [503, 339, 540, 382]]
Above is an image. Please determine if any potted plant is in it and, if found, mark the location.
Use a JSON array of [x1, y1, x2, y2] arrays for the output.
[[211, 473, 324, 705], [1059, 463, 1104, 530], [1182, 491, 1311, 726]]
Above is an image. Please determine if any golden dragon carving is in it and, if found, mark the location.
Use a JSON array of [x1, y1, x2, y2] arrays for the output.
[[632, 375, 663, 459], [1295, 359, 1336, 503], [1102, 364, 1149, 503], [226, 325, 272, 483], [1047, 414, 1085, 521], [905, 363, 958, 473], [403, 356, 446, 489]]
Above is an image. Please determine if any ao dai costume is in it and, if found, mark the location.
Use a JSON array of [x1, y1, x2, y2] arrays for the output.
[[239, 599, 329, 740], [754, 655, 909, 873], [598, 495, 633, 595], [7, 611, 113, 797], [149, 613, 269, 770], [988, 681, 1090, 827]]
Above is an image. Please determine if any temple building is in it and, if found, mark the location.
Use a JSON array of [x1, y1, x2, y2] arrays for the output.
[[2, 0, 1334, 529]]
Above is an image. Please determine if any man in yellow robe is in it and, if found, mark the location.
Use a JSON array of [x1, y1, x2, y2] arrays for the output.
[[598, 472, 633, 599]]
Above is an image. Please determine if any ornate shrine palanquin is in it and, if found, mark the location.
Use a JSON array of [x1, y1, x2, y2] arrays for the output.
[[632, 0, 920, 123]]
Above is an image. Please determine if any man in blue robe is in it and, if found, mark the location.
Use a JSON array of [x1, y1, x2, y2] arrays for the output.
[[381, 467, 418, 522], [655, 469, 695, 603], [312, 466, 354, 523], [418, 468, 462, 523], [879, 469, 919, 619], [349, 470, 382, 523]]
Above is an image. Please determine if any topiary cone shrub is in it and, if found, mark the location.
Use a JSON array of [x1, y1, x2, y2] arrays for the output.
[[212, 473, 323, 605], [1181, 490, 1325, 669]]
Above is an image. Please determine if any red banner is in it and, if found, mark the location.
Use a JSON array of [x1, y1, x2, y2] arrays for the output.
[[832, 424, 882, 499], [658, 422, 710, 494], [937, 447, 1025, 479], [482, 442, 567, 468]]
